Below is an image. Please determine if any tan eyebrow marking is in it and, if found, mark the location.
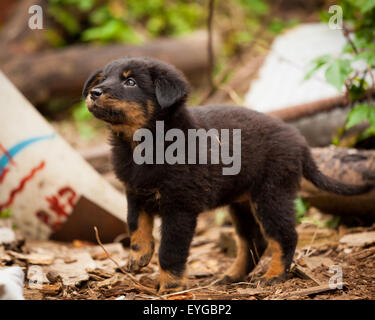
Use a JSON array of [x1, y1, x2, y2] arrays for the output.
[[123, 70, 132, 77]]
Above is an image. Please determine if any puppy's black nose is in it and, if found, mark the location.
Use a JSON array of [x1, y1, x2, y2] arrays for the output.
[[90, 88, 103, 100]]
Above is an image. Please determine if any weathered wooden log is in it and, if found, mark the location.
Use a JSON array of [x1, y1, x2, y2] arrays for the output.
[[301, 146, 375, 219], [1, 31, 216, 106]]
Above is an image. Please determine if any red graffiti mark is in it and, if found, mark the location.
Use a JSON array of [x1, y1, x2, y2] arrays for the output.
[[36, 210, 62, 231], [58, 187, 77, 207], [0, 142, 16, 166], [45, 195, 69, 218], [36, 210, 50, 224], [0, 168, 9, 184], [0, 161, 45, 210], [36, 186, 77, 231], [44, 186, 77, 221]]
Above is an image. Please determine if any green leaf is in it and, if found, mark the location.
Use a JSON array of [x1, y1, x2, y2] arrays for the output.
[[82, 20, 143, 44], [356, 126, 375, 142], [366, 107, 375, 126], [77, 0, 95, 11], [325, 59, 352, 91], [361, 0, 375, 13], [72, 100, 92, 122], [356, 51, 375, 66], [348, 78, 367, 102], [326, 216, 340, 229], [332, 137, 340, 146], [345, 104, 370, 129], [304, 55, 331, 80], [147, 16, 166, 36], [304, 61, 326, 80], [48, 6, 80, 35], [0, 208, 12, 219], [294, 197, 309, 221], [299, 217, 324, 228]]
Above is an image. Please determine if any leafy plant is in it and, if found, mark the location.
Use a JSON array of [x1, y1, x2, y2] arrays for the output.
[[47, 0, 205, 45], [0, 208, 12, 219], [294, 197, 309, 222], [294, 197, 325, 227], [326, 215, 340, 229], [71, 100, 95, 139], [72, 100, 92, 122], [306, 1, 375, 144]]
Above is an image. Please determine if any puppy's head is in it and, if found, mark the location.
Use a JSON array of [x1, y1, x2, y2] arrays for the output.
[[83, 57, 189, 135]]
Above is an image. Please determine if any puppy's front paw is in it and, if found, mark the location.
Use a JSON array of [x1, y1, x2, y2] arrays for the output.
[[127, 241, 155, 272]]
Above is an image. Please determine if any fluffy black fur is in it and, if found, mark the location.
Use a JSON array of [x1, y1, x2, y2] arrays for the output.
[[83, 56, 372, 293]]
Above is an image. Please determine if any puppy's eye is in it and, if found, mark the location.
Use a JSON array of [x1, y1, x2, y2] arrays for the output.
[[124, 78, 136, 87]]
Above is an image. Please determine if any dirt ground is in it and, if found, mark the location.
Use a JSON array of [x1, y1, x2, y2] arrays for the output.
[[1, 211, 374, 300]]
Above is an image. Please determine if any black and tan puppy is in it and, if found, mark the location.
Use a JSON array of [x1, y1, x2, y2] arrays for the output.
[[83, 56, 371, 294]]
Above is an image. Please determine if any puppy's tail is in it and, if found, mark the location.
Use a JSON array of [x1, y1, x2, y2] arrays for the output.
[[302, 148, 373, 196]]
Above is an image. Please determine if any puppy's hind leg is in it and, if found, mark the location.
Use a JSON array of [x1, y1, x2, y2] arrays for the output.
[[218, 199, 268, 284], [252, 190, 298, 285]]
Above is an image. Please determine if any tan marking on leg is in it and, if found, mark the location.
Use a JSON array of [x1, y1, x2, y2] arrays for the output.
[[127, 211, 154, 272], [224, 235, 249, 281], [249, 203, 285, 280], [262, 239, 284, 279], [158, 260, 187, 294], [221, 203, 251, 282]]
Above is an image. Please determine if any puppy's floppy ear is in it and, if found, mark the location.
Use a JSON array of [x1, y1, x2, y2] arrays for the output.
[[154, 67, 189, 109], [82, 69, 102, 98]]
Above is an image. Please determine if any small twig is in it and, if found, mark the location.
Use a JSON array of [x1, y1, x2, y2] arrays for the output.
[[159, 278, 221, 299], [199, 0, 282, 105], [94, 226, 128, 274], [249, 249, 257, 269], [220, 84, 244, 105], [367, 66, 375, 92], [214, 134, 222, 146], [292, 264, 322, 286], [207, 0, 215, 90], [342, 25, 375, 104], [343, 25, 358, 55], [305, 225, 318, 257], [93, 226, 158, 297]]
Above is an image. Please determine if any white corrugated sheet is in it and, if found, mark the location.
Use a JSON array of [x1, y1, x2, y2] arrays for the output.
[[245, 23, 346, 112]]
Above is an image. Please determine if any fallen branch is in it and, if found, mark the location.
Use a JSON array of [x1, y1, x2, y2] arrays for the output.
[[280, 284, 345, 299], [269, 89, 375, 122], [2, 31, 218, 106], [291, 264, 322, 286]]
